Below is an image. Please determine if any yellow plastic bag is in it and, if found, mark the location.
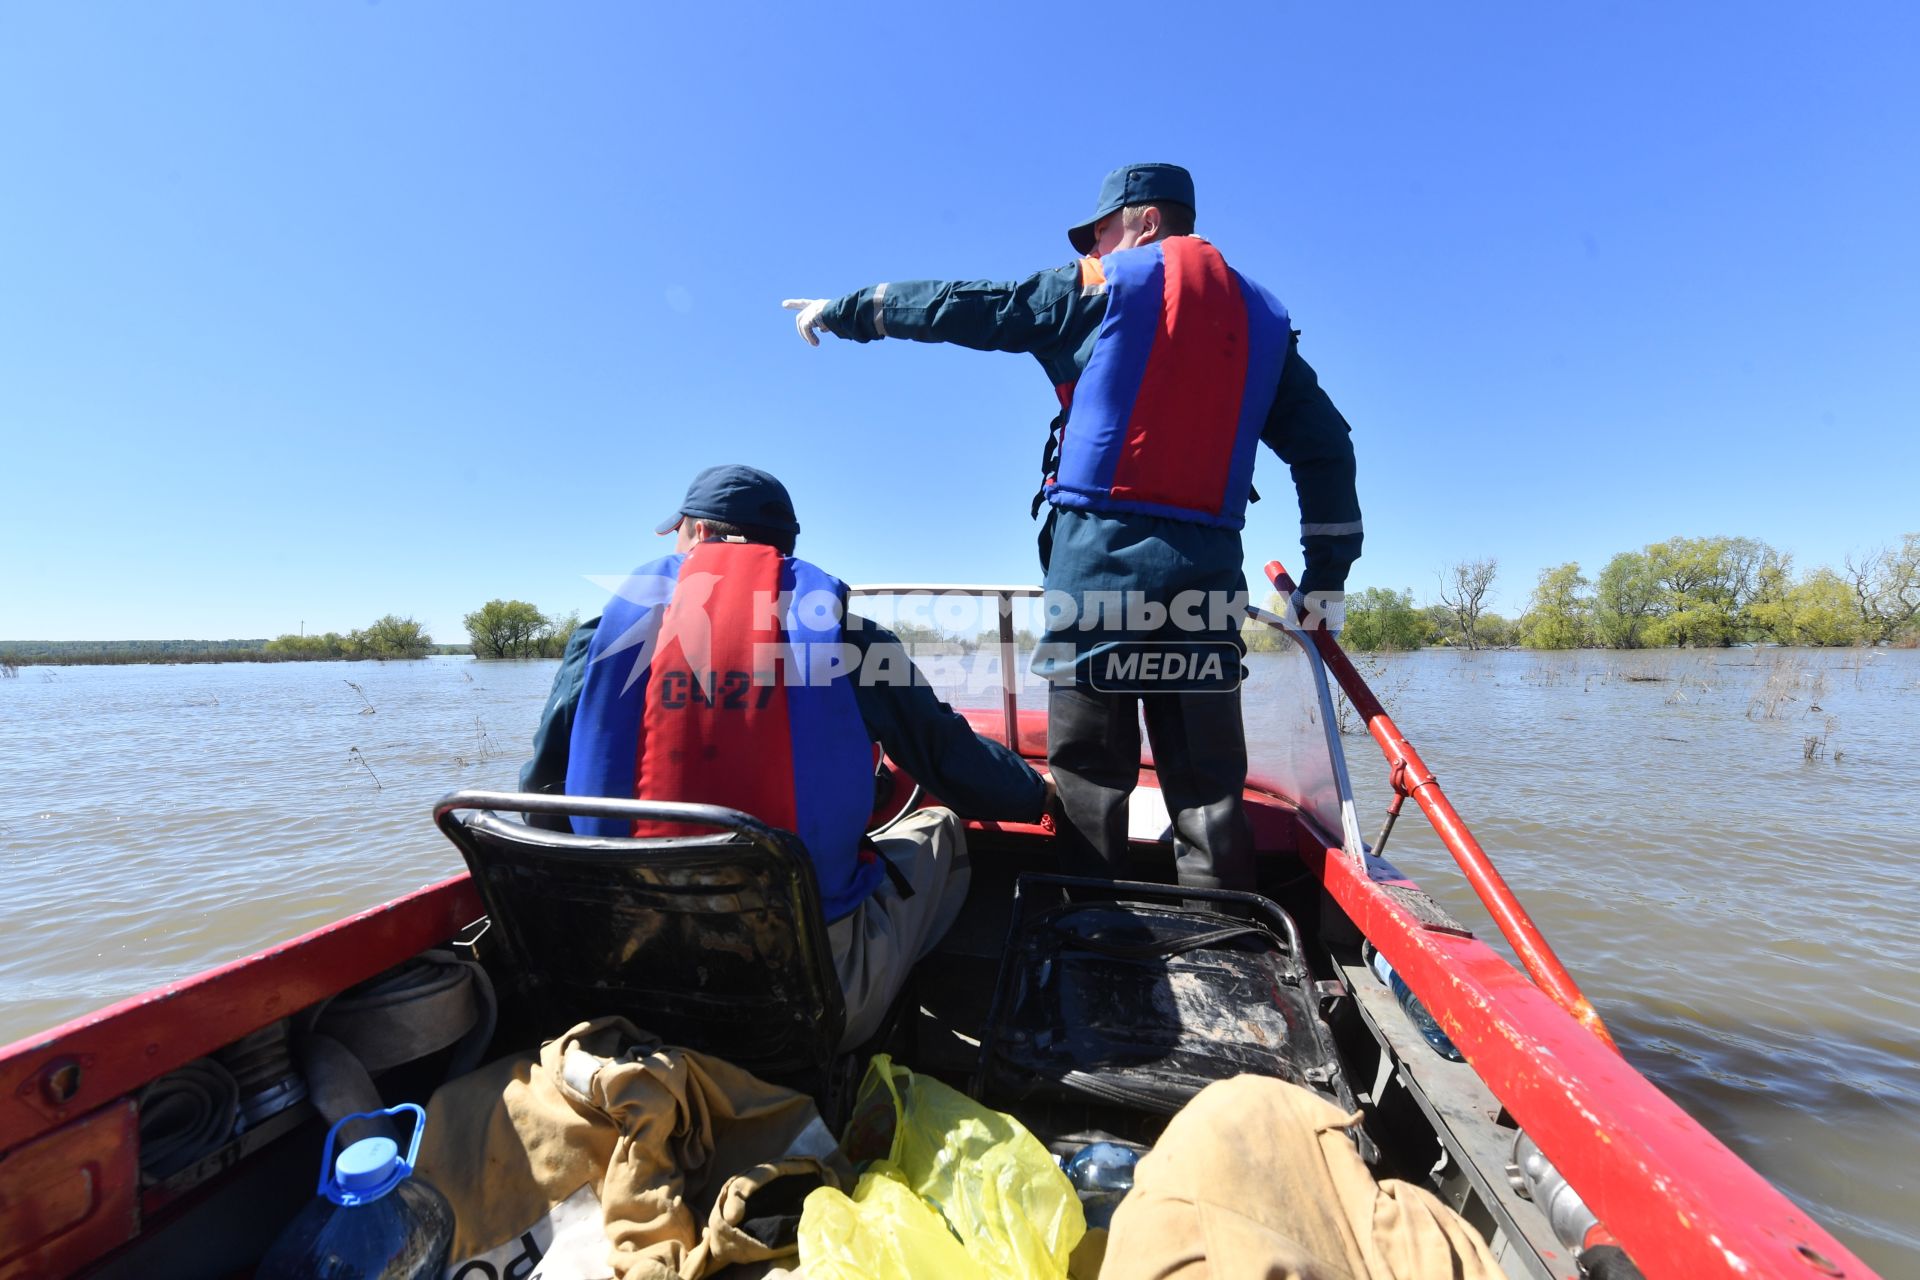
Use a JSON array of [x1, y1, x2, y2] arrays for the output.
[[798, 1055, 1085, 1279], [799, 1167, 982, 1280]]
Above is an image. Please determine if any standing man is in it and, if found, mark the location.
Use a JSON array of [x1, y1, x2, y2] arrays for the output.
[[781, 165, 1361, 893]]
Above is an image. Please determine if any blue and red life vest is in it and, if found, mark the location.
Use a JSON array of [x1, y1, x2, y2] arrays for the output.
[[1047, 238, 1292, 529], [564, 540, 884, 921]]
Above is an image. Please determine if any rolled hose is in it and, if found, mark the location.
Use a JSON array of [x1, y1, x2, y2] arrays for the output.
[[134, 1057, 240, 1180], [299, 949, 498, 1127]]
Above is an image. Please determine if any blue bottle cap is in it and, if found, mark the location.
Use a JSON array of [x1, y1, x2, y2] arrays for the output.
[[318, 1104, 427, 1206], [336, 1137, 402, 1197]]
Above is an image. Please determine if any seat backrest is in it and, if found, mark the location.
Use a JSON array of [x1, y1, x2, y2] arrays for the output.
[[433, 789, 845, 1091]]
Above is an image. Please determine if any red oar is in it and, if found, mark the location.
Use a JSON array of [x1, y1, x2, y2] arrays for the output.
[[1264, 560, 1616, 1050]]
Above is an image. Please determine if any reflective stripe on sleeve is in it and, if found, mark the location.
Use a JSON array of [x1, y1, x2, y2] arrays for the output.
[[1301, 521, 1364, 537], [871, 282, 889, 338]]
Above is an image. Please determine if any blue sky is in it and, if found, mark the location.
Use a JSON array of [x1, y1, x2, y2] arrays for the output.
[[2, 2, 1915, 640]]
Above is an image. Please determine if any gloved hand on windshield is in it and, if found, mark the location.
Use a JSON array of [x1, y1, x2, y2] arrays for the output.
[[782, 298, 834, 347], [1287, 589, 1345, 637]]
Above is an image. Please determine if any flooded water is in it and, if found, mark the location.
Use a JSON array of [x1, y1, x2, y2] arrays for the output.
[[2, 647, 1915, 1273], [1326, 647, 1920, 1276]]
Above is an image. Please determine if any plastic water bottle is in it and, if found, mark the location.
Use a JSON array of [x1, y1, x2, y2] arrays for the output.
[[1363, 943, 1466, 1062], [1064, 1141, 1139, 1231], [258, 1104, 454, 1279]]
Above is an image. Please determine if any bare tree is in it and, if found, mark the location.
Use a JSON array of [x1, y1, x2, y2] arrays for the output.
[[1438, 558, 1499, 650], [1844, 534, 1920, 644]]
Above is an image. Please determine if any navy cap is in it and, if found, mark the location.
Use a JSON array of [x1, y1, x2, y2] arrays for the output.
[[1068, 163, 1196, 255], [654, 464, 801, 537]]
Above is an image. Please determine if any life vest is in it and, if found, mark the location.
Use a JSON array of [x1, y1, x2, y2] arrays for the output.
[[1047, 238, 1291, 529], [565, 540, 884, 922]]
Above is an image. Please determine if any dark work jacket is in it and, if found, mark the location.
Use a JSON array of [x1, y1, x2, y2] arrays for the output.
[[818, 241, 1363, 598]]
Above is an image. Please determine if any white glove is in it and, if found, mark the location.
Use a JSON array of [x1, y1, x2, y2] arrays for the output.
[[1288, 589, 1345, 636], [782, 298, 832, 347]]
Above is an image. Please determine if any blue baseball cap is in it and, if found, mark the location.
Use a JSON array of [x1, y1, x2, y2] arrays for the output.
[[1067, 163, 1196, 255], [654, 464, 801, 537]]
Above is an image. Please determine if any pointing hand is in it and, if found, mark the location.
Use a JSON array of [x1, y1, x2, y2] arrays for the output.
[[782, 298, 832, 347]]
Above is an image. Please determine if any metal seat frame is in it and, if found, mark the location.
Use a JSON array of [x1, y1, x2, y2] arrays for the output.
[[432, 789, 846, 1100]]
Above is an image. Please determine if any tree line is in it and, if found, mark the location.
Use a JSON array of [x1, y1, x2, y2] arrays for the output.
[[0, 638, 273, 666], [264, 614, 435, 660], [1327, 534, 1920, 652], [2, 616, 439, 666], [15, 537, 1914, 669], [11, 599, 590, 667]]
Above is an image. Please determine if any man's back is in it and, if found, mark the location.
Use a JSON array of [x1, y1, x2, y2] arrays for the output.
[[563, 540, 882, 919], [1049, 237, 1293, 531]]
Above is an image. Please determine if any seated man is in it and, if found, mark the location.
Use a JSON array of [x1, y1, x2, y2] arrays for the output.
[[520, 464, 1050, 1048]]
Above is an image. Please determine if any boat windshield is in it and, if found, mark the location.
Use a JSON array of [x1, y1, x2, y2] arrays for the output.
[[1240, 641, 1347, 842], [848, 586, 1352, 846]]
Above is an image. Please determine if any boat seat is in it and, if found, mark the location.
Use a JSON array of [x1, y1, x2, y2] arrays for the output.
[[432, 789, 845, 1105]]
